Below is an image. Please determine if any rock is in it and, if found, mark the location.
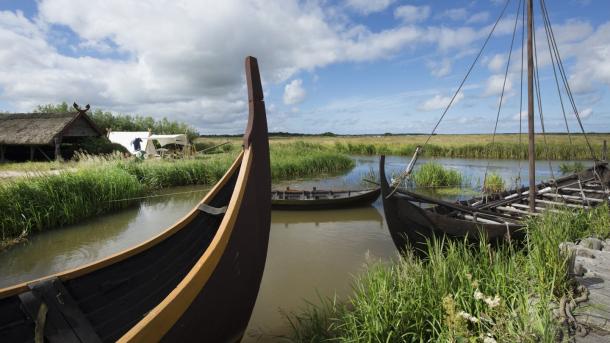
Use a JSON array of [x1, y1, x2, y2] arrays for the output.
[[580, 238, 603, 251], [603, 239, 610, 252], [576, 248, 597, 259], [574, 263, 587, 277]]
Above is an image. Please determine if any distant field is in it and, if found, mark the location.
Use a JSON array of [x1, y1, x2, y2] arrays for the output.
[[197, 133, 610, 160]]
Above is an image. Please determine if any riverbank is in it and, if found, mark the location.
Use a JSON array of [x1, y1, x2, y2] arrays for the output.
[[196, 134, 609, 160], [288, 205, 610, 342], [0, 143, 354, 246]]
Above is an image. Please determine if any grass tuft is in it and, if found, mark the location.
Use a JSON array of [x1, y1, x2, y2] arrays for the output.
[[412, 162, 463, 188]]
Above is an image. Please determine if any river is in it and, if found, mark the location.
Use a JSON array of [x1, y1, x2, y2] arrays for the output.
[[0, 155, 587, 341]]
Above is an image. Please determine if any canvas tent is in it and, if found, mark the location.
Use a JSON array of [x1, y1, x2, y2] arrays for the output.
[[148, 134, 188, 147], [107, 132, 188, 157]]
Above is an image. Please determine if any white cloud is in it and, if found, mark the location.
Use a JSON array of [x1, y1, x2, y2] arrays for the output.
[[418, 92, 464, 111], [579, 108, 593, 119], [283, 79, 306, 105], [439, 8, 468, 21], [488, 54, 506, 72], [466, 11, 489, 24], [512, 110, 526, 121], [427, 58, 452, 78], [0, 1, 427, 133], [484, 74, 512, 96], [394, 5, 430, 23], [345, 0, 395, 15]]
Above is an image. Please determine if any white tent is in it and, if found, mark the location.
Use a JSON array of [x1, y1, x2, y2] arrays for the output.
[[148, 134, 188, 147], [108, 132, 189, 157], [107, 131, 152, 155]]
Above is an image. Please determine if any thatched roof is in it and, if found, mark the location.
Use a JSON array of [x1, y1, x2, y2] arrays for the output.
[[0, 112, 103, 145]]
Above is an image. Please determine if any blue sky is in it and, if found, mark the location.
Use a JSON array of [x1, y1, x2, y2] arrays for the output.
[[1, 0, 609, 134]]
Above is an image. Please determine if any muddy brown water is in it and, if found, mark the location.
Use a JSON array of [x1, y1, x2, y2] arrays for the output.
[[0, 155, 589, 341]]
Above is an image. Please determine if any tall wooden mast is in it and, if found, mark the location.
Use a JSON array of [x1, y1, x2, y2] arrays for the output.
[[527, 0, 536, 212]]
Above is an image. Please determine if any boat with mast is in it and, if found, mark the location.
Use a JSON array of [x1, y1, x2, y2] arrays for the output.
[[380, 0, 610, 254]]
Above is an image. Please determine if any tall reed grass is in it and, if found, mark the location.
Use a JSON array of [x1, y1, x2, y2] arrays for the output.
[[483, 172, 506, 193], [332, 141, 601, 160], [1, 143, 355, 244], [0, 168, 143, 241], [270, 142, 354, 180], [287, 205, 610, 342], [412, 162, 463, 188]]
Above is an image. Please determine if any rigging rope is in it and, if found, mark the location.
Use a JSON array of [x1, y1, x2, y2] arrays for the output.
[[107, 188, 209, 203], [532, 10, 556, 181], [539, 0, 597, 161], [517, 0, 525, 188], [421, 0, 512, 149], [539, 3, 572, 148], [483, 0, 522, 193], [389, 0, 512, 193]]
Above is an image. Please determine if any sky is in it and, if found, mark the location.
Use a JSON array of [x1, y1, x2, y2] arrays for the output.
[[0, 0, 609, 135]]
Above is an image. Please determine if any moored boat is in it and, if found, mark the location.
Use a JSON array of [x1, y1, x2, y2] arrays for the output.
[[380, 155, 609, 254], [271, 187, 380, 210], [0, 56, 271, 343]]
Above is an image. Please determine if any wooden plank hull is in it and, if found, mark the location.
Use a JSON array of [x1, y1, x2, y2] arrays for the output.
[[271, 188, 380, 210], [0, 56, 271, 343], [379, 155, 608, 254]]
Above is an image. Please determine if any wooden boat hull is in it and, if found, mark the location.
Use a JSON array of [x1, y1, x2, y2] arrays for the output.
[[0, 56, 271, 343], [271, 188, 380, 210], [380, 155, 526, 254]]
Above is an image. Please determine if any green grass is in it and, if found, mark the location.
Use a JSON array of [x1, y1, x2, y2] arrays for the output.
[[246, 134, 610, 160], [270, 141, 354, 180], [287, 205, 610, 342], [484, 172, 506, 193], [412, 162, 463, 188], [0, 168, 144, 241], [559, 162, 586, 175], [1, 143, 354, 245]]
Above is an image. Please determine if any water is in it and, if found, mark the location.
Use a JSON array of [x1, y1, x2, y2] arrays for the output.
[[0, 155, 584, 340]]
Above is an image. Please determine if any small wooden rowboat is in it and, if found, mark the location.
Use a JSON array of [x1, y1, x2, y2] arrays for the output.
[[271, 187, 380, 210], [0, 56, 271, 343]]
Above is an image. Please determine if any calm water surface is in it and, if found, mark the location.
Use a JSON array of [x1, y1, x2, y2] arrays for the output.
[[0, 155, 586, 341]]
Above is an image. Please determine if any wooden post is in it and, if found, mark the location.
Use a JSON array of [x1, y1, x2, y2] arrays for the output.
[[30, 146, 35, 161], [603, 140, 608, 161], [527, 0, 536, 213], [54, 135, 63, 161], [0, 145, 4, 162]]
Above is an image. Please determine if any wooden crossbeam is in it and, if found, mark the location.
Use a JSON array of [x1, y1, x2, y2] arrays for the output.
[[535, 199, 591, 209], [542, 193, 604, 203], [511, 203, 563, 214], [496, 206, 540, 216]]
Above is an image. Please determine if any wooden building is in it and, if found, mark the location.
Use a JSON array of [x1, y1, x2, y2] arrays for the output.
[[0, 111, 103, 162]]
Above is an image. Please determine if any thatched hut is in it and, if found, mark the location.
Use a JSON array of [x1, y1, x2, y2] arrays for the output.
[[0, 111, 103, 162]]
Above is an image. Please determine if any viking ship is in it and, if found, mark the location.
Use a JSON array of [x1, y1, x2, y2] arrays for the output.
[[0, 56, 271, 343], [380, 0, 610, 254], [271, 187, 380, 210]]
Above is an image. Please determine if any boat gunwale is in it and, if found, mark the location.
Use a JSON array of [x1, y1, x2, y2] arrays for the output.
[[117, 145, 254, 342], [0, 150, 244, 299]]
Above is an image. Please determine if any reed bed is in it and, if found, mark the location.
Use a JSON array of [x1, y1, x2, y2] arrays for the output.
[[483, 173, 506, 193], [0, 168, 144, 241], [250, 133, 610, 160], [270, 142, 354, 180], [412, 162, 463, 188], [287, 205, 610, 342], [1, 144, 355, 244], [331, 141, 602, 160]]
